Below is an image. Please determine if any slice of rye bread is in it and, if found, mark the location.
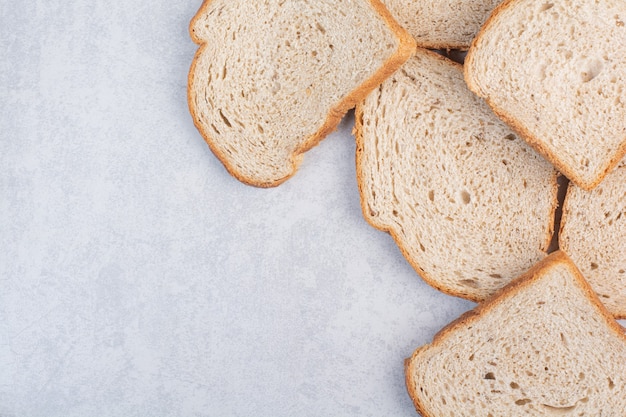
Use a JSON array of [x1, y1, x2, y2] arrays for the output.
[[465, 0, 626, 191], [381, 0, 502, 50], [355, 48, 558, 302], [406, 251, 626, 417], [188, 0, 415, 187], [560, 163, 626, 318]]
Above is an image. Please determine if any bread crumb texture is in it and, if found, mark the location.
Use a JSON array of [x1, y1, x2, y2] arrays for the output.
[[357, 50, 557, 302], [561, 164, 626, 318], [188, 0, 407, 186], [466, 0, 626, 190], [381, 0, 501, 49], [407, 252, 626, 416]]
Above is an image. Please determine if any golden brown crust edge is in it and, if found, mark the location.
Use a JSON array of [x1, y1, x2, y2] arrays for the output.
[[354, 48, 559, 303], [187, 0, 416, 188], [464, 0, 626, 191], [404, 250, 626, 417]]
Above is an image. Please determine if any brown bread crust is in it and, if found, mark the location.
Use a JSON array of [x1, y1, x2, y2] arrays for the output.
[[464, 0, 626, 191], [188, 0, 416, 188], [405, 251, 626, 416], [354, 48, 559, 302]]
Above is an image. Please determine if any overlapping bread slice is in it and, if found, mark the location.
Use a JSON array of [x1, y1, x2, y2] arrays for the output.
[[381, 0, 502, 49], [465, 0, 626, 190], [560, 162, 626, 318], [355, 49, 558, 301], [406, 251, 626, 416], [188, 0, 415, 187]]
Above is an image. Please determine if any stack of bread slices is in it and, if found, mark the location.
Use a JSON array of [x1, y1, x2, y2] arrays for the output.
[[188, 0, 626, 415]]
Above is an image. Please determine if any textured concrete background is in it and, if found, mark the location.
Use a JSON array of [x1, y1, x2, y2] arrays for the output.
[[2, 2, 620, 417], [0, 2, 474, 416]]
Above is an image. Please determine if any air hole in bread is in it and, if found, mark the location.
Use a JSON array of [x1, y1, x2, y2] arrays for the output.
[[590, 262, 599, 270], [581, 60, 603, 83], [315, 22, 326, 34], [460, 190, 471, 205], [579, 372, 585, 380], [461, 279, 479, 288], [484, 372, 496, 380], [515, 399, 531, 406], [490, 273, 503, 279], [609, 378, 615, 389], [540, 3, 554, 12], [542, 404, 576, 412], [510, 382, 520, 389], [504, 133, 516, 141], [428, 190, 435, 202], [219, 110, 232, 128]]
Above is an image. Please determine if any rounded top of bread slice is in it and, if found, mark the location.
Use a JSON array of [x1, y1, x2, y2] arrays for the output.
[[406, 251, 626, 416], [188, 0, 415, 187], [465, 0, 626, 190], [355, 49, 558, 302], [381, 0, 502, 49]]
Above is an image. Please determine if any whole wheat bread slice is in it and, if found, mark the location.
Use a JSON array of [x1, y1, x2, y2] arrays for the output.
[[560, 164, 626, 318], [355, 49, 558, 302], [406, 251, 626, 417], [465, 0, 626, 190], [381, 0, 502, 50], [188, 0, 415, 187]]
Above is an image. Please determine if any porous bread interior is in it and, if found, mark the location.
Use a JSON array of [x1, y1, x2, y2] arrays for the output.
[[357, 50, 557, 301], [189, 0, 399, 186], [466, 0, 626, 189], [382, 0, 501, 49], [560, 165, 626, 318], [407, 254, 626, 416]]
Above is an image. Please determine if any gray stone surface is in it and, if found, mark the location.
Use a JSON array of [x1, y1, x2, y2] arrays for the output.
[[2, 2, 607, 417]]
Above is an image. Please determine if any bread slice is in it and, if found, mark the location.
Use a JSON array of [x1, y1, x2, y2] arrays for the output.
[[381, 0, 502, 49], [465, 0, 626, 190], [355, 49, 558, 302], [406, 251, 626, 416], [188, 0, 415, 187], [560, 164, 626, 318]]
